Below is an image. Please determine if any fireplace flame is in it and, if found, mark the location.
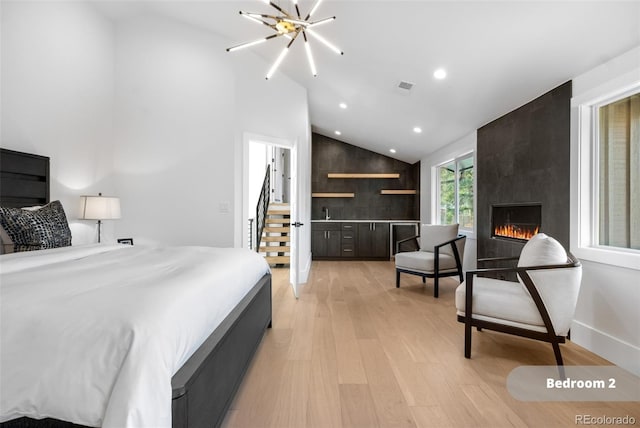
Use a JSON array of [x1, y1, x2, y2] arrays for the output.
[[494, 224, 540, 241]]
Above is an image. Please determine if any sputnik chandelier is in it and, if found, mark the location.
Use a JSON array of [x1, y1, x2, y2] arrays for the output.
[[226, 0, 343, 80]]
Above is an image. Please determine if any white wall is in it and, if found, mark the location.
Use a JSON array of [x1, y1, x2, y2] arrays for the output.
[[112, 14, 238, 246], [570, 47, 640, 375], [1, 1, 117, 244], [248, 141, 270, 219], [420, 131, 478, 272]]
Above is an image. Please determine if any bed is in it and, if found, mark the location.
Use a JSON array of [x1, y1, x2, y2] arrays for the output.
[[0, 148, 272, 428]]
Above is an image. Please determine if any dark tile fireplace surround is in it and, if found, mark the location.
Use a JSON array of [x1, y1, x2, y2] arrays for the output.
[[477, 81, 571, 261]]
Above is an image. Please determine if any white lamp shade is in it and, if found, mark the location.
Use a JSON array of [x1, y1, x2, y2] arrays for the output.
[[79, 195, 121, 220]]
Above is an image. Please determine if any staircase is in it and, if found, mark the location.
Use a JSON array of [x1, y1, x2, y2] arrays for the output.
[[259, 203, 290, 266]]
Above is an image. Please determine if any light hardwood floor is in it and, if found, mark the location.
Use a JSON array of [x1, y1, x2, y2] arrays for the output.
[[223, 261, 639, 427]]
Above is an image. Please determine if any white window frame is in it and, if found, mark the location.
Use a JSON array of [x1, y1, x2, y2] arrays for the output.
[[572, 82, 640, 270], [435, 151, 475, 233]]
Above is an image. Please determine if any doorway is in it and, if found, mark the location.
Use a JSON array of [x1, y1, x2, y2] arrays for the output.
[[243, 133, 301, 297]]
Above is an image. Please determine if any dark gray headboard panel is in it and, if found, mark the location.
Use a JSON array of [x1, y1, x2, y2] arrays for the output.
[[0, 148, 50, 208]]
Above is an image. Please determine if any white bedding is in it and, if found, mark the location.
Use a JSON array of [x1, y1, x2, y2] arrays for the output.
[[0, 244, 270, 427]]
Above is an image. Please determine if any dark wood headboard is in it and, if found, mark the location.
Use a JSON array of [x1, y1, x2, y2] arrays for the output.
[[0, 148, 50, 208]]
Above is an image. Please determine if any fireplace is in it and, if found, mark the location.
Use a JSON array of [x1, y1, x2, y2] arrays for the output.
[[491, 203, 541, 242]]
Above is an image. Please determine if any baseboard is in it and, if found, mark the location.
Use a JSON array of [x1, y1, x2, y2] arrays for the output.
[[571, 320, 640, 376]]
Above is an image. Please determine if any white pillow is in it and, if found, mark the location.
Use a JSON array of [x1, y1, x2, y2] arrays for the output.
[[21, 205, 43, 211]]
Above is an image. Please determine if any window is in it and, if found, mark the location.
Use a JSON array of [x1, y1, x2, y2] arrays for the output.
[[597, 93, 640, 250], [574, 79, 640, 270], [436, 154, 474, 231]]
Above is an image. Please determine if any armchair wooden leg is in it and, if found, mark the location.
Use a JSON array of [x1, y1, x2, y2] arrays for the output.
[[553, 341, 567, 379], [558, 365, 566, 380], [396, 270, 400, 288], [551, 340, 564, 367], [434, 275, 439, 298], [464, 319, 472, 358]]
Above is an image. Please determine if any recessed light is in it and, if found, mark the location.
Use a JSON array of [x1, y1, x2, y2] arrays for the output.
[[339, 102, 347, 109], [413, 127, 422, 134], [433, 68, 447, 79], [389, 149, 397, 154], [335, 130, 342, 136]]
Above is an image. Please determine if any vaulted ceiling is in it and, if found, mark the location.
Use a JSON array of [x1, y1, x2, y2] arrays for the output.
[[94, 1, 640, 163]]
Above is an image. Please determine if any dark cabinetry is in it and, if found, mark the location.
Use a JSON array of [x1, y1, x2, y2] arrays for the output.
[[340, 223, 357, 258], [312, 222, 390, 260], [311, 223, 342, 258], [357, 222, 390, 260]]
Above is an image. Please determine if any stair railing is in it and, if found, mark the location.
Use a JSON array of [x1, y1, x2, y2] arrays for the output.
[[255, 165, 271, 252], [248, 218, 254, 250]]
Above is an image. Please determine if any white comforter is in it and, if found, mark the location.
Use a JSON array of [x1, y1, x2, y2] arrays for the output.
[[0, 244, 270, 427]]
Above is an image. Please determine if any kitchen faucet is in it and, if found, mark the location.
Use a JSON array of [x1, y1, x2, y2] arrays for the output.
[[323, 207, 330, 220]]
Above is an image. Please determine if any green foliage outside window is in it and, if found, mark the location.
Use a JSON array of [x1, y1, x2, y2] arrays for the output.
[[438, 156, 474, 230]]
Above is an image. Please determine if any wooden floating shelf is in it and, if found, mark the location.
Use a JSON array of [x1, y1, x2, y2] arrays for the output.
[[380, 189, 417, 195], [328, 173, 400, 179], [312, 192, 355, 198]]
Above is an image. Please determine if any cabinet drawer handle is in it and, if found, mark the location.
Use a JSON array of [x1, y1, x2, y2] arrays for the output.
[[343, 225, 353, 229], [344, 236, 353, 239], [343, 249, 353, 252]]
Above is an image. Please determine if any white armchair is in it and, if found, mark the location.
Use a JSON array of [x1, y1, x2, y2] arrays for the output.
[[395, 224, 466, 298], [455, 233, 582, 366]]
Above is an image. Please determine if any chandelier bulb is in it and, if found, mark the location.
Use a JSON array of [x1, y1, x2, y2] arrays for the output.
[[266, 47, 290, 80]]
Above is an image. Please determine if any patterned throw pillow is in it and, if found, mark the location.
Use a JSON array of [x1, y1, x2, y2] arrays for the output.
[[0, 200, 72, 252]]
